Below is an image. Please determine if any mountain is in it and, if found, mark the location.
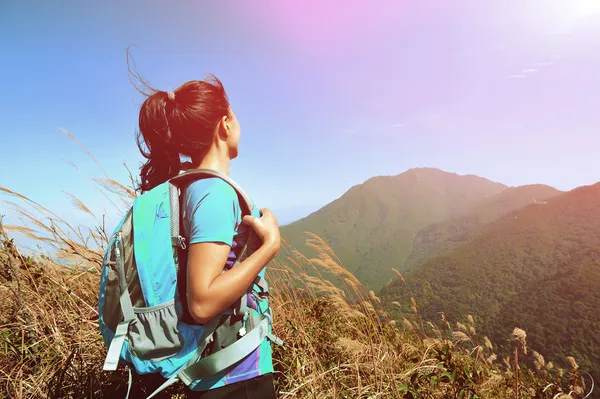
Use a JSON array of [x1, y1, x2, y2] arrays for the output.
[[380, 182, 600, 381], [404, 184, 562, 272], [280, 168, 508, 291]]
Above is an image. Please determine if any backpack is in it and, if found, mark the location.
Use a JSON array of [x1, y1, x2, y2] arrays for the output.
[[97, 168, 284, 399]]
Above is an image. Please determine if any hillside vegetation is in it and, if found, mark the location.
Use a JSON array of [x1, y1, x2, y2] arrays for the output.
[[404, 184, 562, 272], [381, 183, 600, 386]]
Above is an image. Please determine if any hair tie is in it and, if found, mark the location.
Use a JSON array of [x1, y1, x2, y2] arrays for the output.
[[167, 91, 175, 101]]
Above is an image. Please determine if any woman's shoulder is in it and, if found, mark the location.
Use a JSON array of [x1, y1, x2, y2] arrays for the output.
[[184, 176, 258, 218], [186, 177, 239, 202]]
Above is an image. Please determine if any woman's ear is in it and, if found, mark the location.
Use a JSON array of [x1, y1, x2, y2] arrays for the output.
[[217, 114, 230, 141]]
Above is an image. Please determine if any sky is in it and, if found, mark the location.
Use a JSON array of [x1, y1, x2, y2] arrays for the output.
[[1, 0, 600, 249]]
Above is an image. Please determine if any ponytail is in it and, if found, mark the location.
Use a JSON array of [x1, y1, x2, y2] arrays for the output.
[[136, 91, 182, 193], [134, 75, 231, 194]]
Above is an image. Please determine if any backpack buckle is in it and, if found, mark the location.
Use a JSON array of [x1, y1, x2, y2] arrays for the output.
[[172, 236, 187, 250]]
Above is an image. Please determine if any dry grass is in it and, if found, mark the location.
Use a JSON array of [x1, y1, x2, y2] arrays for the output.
[[0, 211, 590, 398], [0, 133, 592, 399]]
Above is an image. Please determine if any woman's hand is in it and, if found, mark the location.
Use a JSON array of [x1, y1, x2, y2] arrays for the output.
[[242, 208, 281, 253], [187, 208, 281, 324]]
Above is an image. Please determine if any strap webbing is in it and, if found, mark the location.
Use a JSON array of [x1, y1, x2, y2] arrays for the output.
[[178, 316, 270, 386], [267, 333, 284, 347], [103, 236, 135, 371], [235, 293, 248, 318], [169, 182, 180, 248], [119, 286, 135, 322], [102, 320, 132, 371], [145, 375, 178, 399], [254, 276, 268, 293], [125, 366, 133, 399]]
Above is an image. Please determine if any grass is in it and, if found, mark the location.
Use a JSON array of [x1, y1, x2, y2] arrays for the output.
[[0, 133, 593, 398]]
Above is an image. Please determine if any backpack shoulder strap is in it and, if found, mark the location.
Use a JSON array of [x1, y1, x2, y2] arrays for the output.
[[168, 168, 254, 249], [169, 168, 256, 325], [169, 168, 254, 215]]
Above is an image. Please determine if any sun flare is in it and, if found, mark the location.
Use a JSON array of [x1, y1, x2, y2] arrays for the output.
[[569, 0, 600, 18]]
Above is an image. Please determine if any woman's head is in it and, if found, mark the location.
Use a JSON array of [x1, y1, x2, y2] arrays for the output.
[[136, 75, 240, 193]]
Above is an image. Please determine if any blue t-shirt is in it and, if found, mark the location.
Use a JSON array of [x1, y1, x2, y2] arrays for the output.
[[181, 177, 274, 391]]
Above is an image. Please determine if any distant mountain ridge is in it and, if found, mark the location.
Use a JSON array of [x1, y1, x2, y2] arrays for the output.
[[280, 167, 512, 291]]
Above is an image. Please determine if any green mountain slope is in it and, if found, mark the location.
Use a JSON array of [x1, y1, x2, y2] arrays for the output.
[[381, 182, 600, 381], [280, 168, 507, 291], [404, 184, 562, 272]]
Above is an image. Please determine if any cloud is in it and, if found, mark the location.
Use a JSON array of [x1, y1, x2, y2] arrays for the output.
[[507, 55, 561, 79], [392, 123, 406, 128]]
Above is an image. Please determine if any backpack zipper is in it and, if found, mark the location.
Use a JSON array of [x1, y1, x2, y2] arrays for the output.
[[114, 232, 127, 295], [115, 232, 121, 257]]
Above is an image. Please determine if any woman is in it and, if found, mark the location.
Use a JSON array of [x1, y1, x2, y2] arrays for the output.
[[134, 75, 280, 398]]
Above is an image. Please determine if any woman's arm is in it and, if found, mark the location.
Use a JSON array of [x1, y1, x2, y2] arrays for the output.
[[186, 209, 280, 324]]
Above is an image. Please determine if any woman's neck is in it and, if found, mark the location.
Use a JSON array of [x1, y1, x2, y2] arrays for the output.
[[194, 148, 230, 176]]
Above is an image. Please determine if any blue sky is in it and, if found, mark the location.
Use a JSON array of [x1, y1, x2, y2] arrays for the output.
[[1, 0, 600, 247]]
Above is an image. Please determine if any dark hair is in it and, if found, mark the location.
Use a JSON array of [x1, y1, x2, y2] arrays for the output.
[[127, 48, 231, 193], [135, 77, 231, 193]]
